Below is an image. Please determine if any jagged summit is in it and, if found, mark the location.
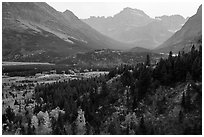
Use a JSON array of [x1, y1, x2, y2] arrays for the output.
[[197, 4, 202, 14], [114, 7, 150, 18], [83, 6, 186, 49], [63, 9, 76, 16]]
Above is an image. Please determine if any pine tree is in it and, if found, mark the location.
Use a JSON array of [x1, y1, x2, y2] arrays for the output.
[[137, 67, 151, 100], [185, 92, 191, 112], [145, 54, 150, 66], [138, 116, 146, 135], [71, 121, 77, 135], [121, 69, 132, 87], [168, 51, 173, 60], [192, 57, 201, 81], [178, 51, 181, 57], [181, 92, 186, 110], [101, 81, 108, 97], [179, 110, 184, 123], [186, 72, 192, 82], [191, 45, 195, 53], [20, 125, 25, 135], [199, 45, 202, 56], [5, 106, 15, 123], [28, 117, 35, 135]]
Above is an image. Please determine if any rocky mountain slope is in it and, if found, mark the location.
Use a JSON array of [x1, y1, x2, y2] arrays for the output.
[[155, 5, 202, 53], [2, 2, 131, 62]]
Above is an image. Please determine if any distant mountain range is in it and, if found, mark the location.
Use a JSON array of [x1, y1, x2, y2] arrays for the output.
[[2, 2, 132, 62], [83, 7, 188, 49], [155, 5, 202, 53], [2, 3, 202, 62]]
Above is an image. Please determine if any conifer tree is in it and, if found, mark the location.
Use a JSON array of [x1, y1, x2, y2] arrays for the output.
[[138, 116, 146, 135], [145, 54, 150, 66], [186, 72, 192, 82], [168, 51, 173, 60], [181, 92, 186, 110], [191, 45, 195, 53], [179, 110, 184, 123], [6, 106, 15, 123]]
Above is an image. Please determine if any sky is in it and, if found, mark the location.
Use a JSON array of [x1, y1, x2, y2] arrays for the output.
[[47, 1, 202, 19]]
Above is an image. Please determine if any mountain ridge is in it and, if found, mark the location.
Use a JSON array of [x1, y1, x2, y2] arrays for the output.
[[83, 7, 187, 49], [2, 2, 134, 62], [155, 5, 202, 53]]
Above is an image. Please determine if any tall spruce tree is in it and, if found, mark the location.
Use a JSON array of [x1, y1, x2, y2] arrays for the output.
[[145, 54, 150, 66]]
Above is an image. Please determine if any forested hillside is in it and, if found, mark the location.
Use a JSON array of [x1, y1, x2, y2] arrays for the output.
[[3, 45, 201, 134]]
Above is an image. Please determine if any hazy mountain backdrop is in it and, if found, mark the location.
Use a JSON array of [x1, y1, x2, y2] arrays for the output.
[[2, 2, 132, 62], [2, 2, 202, 62], [83, 7, 188, 49]]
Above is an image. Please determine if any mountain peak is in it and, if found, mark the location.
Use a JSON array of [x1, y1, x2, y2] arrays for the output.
[[63, 9, 74, 15], [123, 7, 142, 12], [3, 2, 129, 62], [123, 7, 134, 11], [63, 9, 77, 17], [120, 7, 147, 16], [155, 14, 185, 20], [197, 4, 202, 14], [112, 7, 150, 20], [63, 9, 79, 21]]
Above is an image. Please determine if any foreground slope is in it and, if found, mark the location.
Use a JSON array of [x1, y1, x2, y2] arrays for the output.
[[2, 45, 201, 135]]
